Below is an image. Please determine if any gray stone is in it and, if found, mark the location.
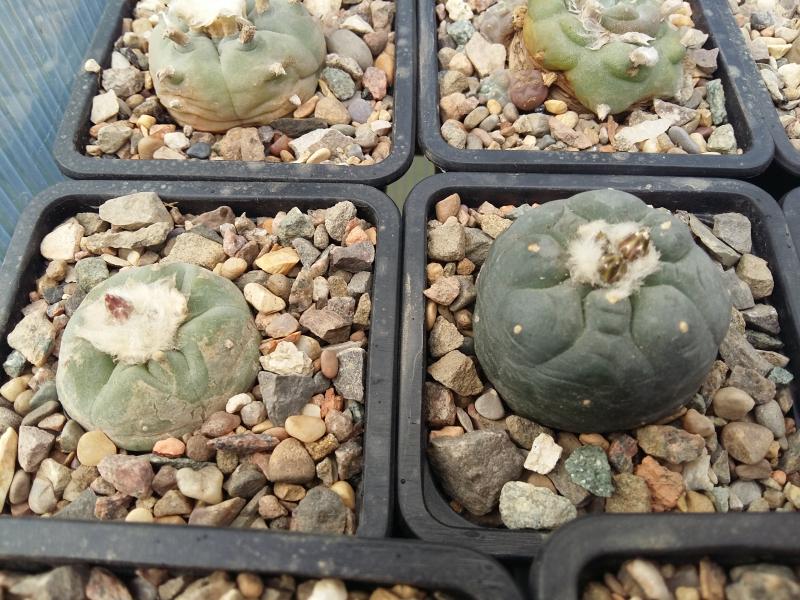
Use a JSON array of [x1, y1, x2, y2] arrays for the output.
[[30, 380, 58, 410], [3, 350, 27, 378], [721, 269, 755, 310], [636, 425, 705, 464], [321, 67, 355, 100], [75, 257, 110, 292], [21, 400, 59, 427], [769, 366, 794, 385], [429, 217, 466, 262], [428, 316, 464, 358], [292, 238, 321, 268], [334, 438, 363, 479], [97, 122, 133, 154], [17, 425, 55, 472], [742, 304, 780, 334], [505, 415, 552, 450], [99, 192, 172, 230], [292, 486, 348, 533], [271, 117, 329, 138], [28, 476, 57, 514], [188, 497, 246, 526], [706, 79, 727, 125], [727, 366, 776, 403], [275, 207, 314, 244], [7, 308, 55, 367], [687, 213, 740, 266], [324, 201, 357, 241], [102, 66, 144, 97], [730, 480, 762, 508], [682, 451, 714, 491], [162, 233, 225, 269], [347, 98, 373, 124], [499, 481, 577, 529], [668, 126, 702, 154], [707, 124, 737, 154], [83, 221, 171, 252], [333, 347, 364, 402], [464, 226, 492, 265], [441, 119, 467, 148], [448, 19, 475, 45], [58, 420, 85, 453], [754, 401, 786, 438], [55, 488, 99, 520], [726, 566, 800, 599], [10, 566, 86, 600], [258, 371, 317, 427], [720, 329, 774, 376], [330, 242, 374, 272], [427, 430, 524, 515], [780, 431, 800, 474], [326, 29, 373, 71], [564, 444, 614, 497], [0, 406, 22, 435], [299, 307, 350, 343], [713, 213, 752, 254]]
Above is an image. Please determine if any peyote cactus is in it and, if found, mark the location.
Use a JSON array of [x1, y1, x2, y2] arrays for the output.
[[522, 0, 686, 116], [149, 0, 326, 132], [56, 263, 261, 451], [473, 190, 731, 433]]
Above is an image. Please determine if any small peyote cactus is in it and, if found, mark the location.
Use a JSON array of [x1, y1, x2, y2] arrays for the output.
[[149, 0, 326, 132], [522, 0, 686, 116], [473, 190, 731, 433], [56, 263, 261, 451]]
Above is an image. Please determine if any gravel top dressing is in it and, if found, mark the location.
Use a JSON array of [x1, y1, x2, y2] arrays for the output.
[[423, 192, 797, 531], [434, 0, 741, 156], [0, 192, 377, 535]]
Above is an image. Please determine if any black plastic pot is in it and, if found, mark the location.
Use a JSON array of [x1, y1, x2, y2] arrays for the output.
[[782, 188, 800, 258], [398, 172, 800, 560], [0, 519, 525, 600], [53, 0, 415, 186], [531, 514, 800, 600], [713, 0, 800, 178], [417, 0, 773, 177], [0, 180, 400, 539]]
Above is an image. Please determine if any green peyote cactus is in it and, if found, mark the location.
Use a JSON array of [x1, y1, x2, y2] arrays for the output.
[[149, 0, 326, 132], [473, 190, 731, 433], [522, 0, 686, 116], [56, 263, 261, 451]]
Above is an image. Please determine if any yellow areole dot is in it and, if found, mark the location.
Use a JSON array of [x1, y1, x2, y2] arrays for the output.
[[679, 320, 689, 333], [581, 399, 592, 407], [513, 324, 522, 334], [528, 243, 540, 252], [660, 221, 672, 230]]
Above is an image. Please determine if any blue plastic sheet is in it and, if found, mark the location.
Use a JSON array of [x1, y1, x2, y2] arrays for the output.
[[0, 0, 105, 258]]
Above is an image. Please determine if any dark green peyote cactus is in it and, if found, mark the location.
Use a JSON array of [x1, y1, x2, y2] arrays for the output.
[[56, 263, 261, 451], [149, 0, 326, 132], [473, 190, 731, 433], [522, 0, 686, 116]]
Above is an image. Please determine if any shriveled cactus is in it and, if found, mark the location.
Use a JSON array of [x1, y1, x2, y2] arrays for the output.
[[522, 0, 686, 116], [473, 190, 731, 433], [56, 263, 261, 451], [149, 0, 326, 132]]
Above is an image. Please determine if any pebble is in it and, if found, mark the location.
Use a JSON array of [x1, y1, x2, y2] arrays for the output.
[[713, 387, 755, 419], [293, 486, 348, 533], [0, 428, 17, 510], [201, 412, 241, 438], [428, 430, 523, 515], [564, 445, 614, 497], [524, 433, 562, 475], [605, 473, 651, 513], [635, 456, 685, 512], [266, 438, 316, 483], [427, 350, 483, 396], [17, 425, 55, 473], [176, 465, 224, 504], [285, 415, 327, 443], [721, 422, 774, 465], [635, 425, 705, 464], [499, 481, 577, 529], [98, 454, 154, 497]]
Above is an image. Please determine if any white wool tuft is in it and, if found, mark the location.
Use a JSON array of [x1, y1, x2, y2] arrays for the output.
[[168, 0, 246, 30], [630, 46, 660, 68], [77, 278, 189, 365], [567, 220, 661, 300]]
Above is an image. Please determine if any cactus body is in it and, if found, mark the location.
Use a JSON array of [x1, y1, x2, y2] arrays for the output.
[[149, 0, 326, 132], [522, 0, 686, 115], [473, 190, 731, 432], [56, 263, 261, 451]]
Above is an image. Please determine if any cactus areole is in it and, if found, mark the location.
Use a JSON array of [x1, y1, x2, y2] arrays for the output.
[[473, 190, 731, 433], [149, 0, 326, 132], [522, 0, 686, 116], [56, 263, 261, 451]]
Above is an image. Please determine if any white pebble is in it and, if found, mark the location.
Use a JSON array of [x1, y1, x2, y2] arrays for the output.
[[226, 393, 253, 414]]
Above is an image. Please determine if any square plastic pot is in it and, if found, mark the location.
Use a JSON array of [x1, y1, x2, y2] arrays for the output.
[[531, 514, 800, 600], [416, 0, 773, 177], [0, 179, 400, 539], [0, 519, 525, 600], [712, 0, 800, 177], [398, 172, 800, 560], [53, 0, 416, 186], [782, 187, 800, 256]]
